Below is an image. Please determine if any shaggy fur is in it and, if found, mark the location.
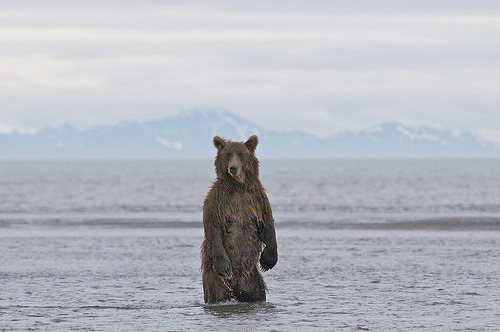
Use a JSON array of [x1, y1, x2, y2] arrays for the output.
[[201, 135, 278, 304]]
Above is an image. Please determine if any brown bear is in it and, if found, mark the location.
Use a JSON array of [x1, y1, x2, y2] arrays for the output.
[[201, 135, 278, 304]]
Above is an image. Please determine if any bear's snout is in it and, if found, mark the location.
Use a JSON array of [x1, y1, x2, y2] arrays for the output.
[[229, 165, 238, 175]]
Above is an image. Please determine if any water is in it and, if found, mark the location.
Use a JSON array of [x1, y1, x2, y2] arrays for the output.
[[1, 160, 499, 331]]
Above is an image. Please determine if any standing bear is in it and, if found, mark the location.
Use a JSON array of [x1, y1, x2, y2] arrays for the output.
[[201, 135, 278, 304]]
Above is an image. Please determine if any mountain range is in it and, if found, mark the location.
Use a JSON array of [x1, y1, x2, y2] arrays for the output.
[[1, 110, 499, 159]]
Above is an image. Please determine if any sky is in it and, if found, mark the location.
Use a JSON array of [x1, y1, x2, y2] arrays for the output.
[[1, 1, 499, 144]]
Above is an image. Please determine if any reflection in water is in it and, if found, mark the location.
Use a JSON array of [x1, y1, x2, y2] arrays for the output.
[[203, 301, 276, 318]]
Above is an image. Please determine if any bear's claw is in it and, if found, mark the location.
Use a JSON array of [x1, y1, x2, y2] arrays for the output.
[[213, 254, 233, 278], [260, 246, 278, 271]]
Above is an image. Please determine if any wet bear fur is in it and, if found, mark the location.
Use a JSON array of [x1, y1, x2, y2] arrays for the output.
[[201, 135, 278, 304]]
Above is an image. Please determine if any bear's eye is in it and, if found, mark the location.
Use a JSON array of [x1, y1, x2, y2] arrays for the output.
[[238, 153, 243, 158], [226, 153, 232, 158]]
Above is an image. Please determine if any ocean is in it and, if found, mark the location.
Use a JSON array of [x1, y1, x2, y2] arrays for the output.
[[1, 160, 499, 331]]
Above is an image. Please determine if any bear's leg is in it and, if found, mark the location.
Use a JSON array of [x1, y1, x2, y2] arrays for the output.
[[203, 269, 232, 304], [233, 267, 267, 302]]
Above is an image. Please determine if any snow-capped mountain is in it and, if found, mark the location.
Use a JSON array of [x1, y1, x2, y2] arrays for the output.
[[318, 122, 499, 158], [0, 110, 498, 159]]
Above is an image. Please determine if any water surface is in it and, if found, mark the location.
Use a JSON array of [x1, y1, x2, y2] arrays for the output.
[[1, 160, 499, 330]]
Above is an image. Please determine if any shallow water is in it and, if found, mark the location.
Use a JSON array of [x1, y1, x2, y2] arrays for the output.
[[1, 159, 500, 223], [1, 160, 499, 330], [1, 227, 499, 331]]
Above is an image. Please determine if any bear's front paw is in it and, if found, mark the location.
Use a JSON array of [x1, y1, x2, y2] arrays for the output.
[[260, 245, 278, 272], [213, 253, 233, 279]]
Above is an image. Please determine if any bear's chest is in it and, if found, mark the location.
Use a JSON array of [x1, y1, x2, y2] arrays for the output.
[[224, 191, 261, 217], [221, 192, 263, 230], [221, 192, 264, 270]]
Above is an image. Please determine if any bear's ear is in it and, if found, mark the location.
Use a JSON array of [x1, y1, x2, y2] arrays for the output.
[[213, 136, 226, 151], [245, 135, 258, 153]]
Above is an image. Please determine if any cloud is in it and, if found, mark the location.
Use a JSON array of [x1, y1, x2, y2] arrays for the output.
[[155, 137, 183, 150], [0, 2, 499, 144], [0, 54, 103, 89]]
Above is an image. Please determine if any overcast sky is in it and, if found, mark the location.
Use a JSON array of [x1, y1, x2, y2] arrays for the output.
[[1, 1, 499, 143]]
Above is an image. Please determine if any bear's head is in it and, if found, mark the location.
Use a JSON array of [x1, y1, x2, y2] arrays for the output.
[[213, 135, 259, 184]]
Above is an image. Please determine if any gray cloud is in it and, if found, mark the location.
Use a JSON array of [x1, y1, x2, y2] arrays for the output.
[[1, 2, 499, 143]]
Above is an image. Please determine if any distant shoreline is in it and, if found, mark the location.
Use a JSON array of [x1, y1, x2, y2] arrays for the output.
[[2, 217, 499, 231]]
